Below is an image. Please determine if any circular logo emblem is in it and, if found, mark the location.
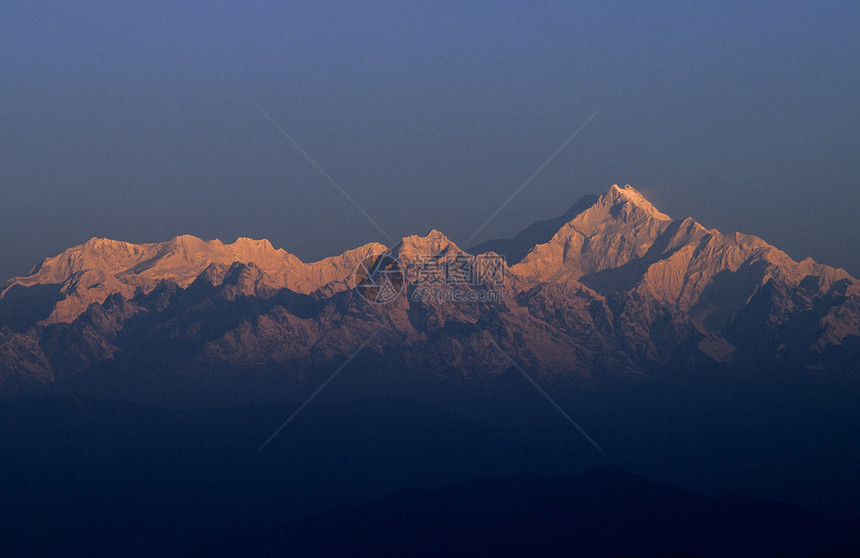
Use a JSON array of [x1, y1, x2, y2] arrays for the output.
[[352, 254, 404, 304]]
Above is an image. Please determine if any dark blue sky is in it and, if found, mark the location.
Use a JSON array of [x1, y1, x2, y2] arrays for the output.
[[2, 1, 858, 280]]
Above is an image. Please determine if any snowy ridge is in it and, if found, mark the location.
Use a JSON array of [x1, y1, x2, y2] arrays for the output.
[[0, 184, 858, 400], [1, 235, 386, 324]]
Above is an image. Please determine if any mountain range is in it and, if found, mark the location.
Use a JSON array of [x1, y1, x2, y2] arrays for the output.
[[1, 184, 858, 403]]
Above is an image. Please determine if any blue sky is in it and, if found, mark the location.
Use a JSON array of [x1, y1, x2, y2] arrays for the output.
[[2, 1, 859, 279]]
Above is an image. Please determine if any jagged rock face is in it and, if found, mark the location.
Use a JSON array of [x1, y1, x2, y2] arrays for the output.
[[512, 185, 859, 356], [1, 235, 386, 325], [0, 184, 857, 403], [512, 185, 674, 282]]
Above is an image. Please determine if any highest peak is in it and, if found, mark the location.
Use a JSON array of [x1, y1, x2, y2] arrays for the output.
[[512, 184, 676, 281], [601, 184, 671, 221], [607, 183, 642, 198], [609, 183, 635, 194], [555, 184, 672, 238]]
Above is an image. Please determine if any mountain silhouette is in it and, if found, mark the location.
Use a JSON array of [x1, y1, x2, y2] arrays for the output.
[[1, 184, 858, 403]]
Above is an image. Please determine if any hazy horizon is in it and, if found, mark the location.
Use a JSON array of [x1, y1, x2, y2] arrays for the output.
[[3, 2, 859, 279]]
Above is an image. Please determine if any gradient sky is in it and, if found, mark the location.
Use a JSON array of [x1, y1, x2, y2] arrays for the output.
[[2, 1, 859, 281]]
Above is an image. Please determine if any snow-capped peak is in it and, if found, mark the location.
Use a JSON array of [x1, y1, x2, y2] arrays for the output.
[[388, 229, 463, 262], [605, 184, 671, 221], [0, 235, 382, 324], [512, 184, 675, 282]]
